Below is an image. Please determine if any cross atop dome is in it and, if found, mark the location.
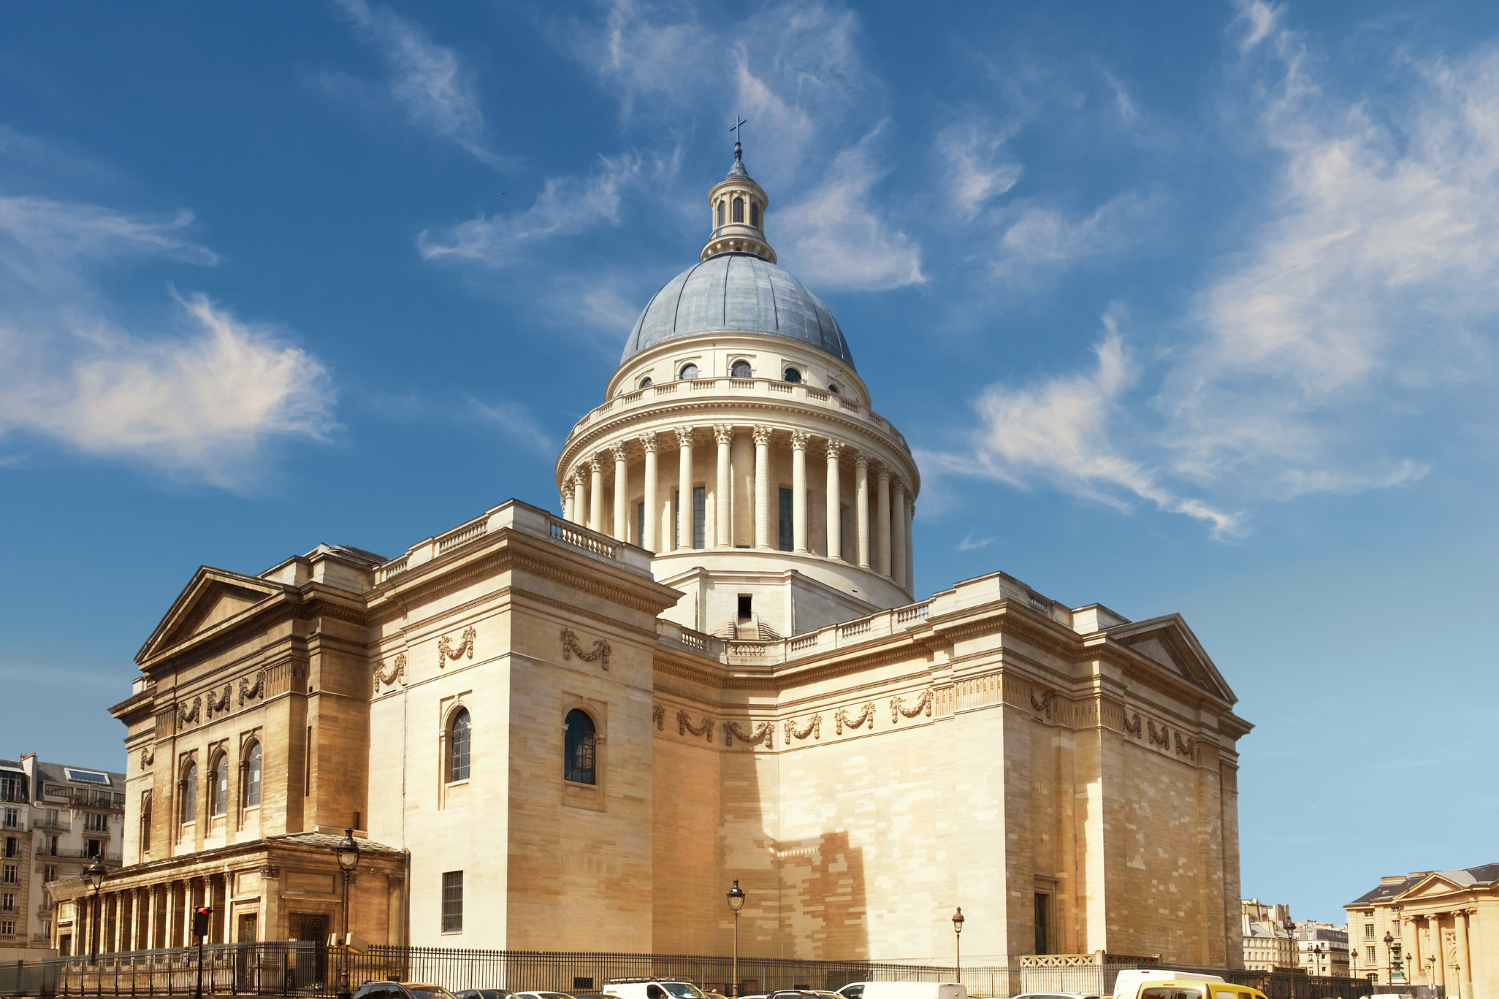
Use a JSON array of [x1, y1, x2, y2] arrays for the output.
[[702, 118, 775, 263]]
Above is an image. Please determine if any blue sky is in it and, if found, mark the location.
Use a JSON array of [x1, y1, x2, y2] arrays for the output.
[[1, 0, 1495, 927]]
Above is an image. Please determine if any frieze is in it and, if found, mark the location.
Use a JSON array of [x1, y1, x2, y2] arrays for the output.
[[373, 653, 406, 691], [1147, 719, 1170, 747], [1124, 712, 1142, 737], [1174, 731, 1197, 758], [561, 627, 611, 670], [652, 704, 665, 730], [890, 688, 933, 724], [677, 711, 714, 741], [783, 714, 822, 743], [238, 669, 268, 707], [437, 626, 476, 667], [177, 696, 201, 727], [1029, 689, 1056, 719], [835, 702, 875, 735], [724, 721, 774, 749], [205, 683, 232, 719]]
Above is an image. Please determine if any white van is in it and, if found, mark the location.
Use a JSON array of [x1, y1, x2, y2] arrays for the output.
[[604, 981, 712, 999], [1110, 971, 1267, 999], [837, 983, 968, 999]]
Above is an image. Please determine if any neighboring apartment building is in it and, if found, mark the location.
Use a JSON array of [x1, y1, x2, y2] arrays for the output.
[[0, 755, 126, 961], [1347, 864, 1498, 999], [1242, 899, 1298, 971], [1294, 920, 1350, 977]]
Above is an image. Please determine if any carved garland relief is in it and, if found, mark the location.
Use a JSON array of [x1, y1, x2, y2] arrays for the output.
[[835, 702, 875, 735], [205, 683, 232, 719], [373, 653, 406, 691], [560, 627, 611, 670], [678, 711, 714, 741], [139, 747, 154, 769], [177, 696, 201, 727], [238, 669, 268, 707], [437, 626, 477, 667], [652, 704, 665, 730], [724, 721, 774, 748], [783, 714, 822, 743], [890, 688, 933, 724]]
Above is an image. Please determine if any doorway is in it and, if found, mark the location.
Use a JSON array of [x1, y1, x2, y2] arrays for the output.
[[289, 913, 329, 988]]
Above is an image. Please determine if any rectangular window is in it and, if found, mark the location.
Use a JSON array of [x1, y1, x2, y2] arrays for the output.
[[692, 485, 706, 549], [1034, 892, 1050, 955], [85, 839, 101, 858], [1, 809, 16, 829], [0, 777, 21, 803], [1, 865, 15, 885], [85, 813, 108, 832], [636, 502, 645, 546], [1365, 924, 1374, 938], [441, 871, 463, 933], [0, 893, 15, 913], [778, 487, 793, 551], [1368, 947, 1376, 962], [43, 865, 57, 883], [672, 490, 679, 550], [46, 835, 57, 856], [2, 838, 16, 858], [0, 919, 13, 935]]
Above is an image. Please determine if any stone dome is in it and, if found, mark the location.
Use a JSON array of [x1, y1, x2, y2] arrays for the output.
[[620, 253, 855, 369]]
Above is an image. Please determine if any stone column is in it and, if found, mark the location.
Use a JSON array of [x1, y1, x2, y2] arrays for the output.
[[753, 426, 772, 550], [163, 880, 179, 948], [1458, 910, 1473, 999], [560, 490, 570, 523], [790, 431, 809, 553], [676, 427, 695, 551], [855, 453, 870, 569], [905, 499, 915, 592], [588, 457, 604, 533], [825, 440, 844, 560], [1434, 916, 1448, 992], [144, 884, 158, 950], [1404, 915, 1421, 987], [876, 466, 892, 577], [714, 426, 733, 548], [641, 433, 659, 553], [892, 478, 907, 588], [572, 472, 586, 528], [612, 445, 629, 542]]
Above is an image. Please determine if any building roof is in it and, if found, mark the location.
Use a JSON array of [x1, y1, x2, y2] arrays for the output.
[[1349, 862, 1499, 905], [620, 253, 855, 369]]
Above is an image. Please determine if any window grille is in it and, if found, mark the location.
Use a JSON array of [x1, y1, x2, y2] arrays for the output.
[[717, 201, 725, 226], [733, 196, 744, 222], [693, 486, 706, 550], [564, 710, 597, 785], [731, 360, 752, 378], [180, 763, 197, 823], [778, 488, 793, 552], [211, 755, 228, 816], [751, 202, 760, 227], [449, 709, 471, 782], [441, 872, 463, 933], [245, 744, 262, 806]]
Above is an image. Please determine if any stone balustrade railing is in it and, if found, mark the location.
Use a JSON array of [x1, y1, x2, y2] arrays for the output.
[[567, 376, 909, 450]]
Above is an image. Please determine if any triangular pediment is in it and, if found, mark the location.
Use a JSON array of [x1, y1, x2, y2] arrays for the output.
[[1399, 873, 1467, 900], [1109, 614, 1237, 703], [135, 567, 288, 664]]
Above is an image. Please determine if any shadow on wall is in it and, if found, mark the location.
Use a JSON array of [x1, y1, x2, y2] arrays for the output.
[[775, 830, 868, 962]]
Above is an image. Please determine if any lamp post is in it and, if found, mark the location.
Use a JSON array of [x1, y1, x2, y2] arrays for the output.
[[1313, 944, 1322, 977], [726, 880, 746, 999], [1384, 931, 1395, 986], [1429, 954, 1437, 991], [952, 907, 965, 983], [85, 857, 106, 964], [334, 829, 361, 999]]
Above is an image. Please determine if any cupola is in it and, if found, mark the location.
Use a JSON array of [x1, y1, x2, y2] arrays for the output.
[[701, 140, 775, 263]]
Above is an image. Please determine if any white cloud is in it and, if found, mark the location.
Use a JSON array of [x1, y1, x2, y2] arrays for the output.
[[336, 0, 500, 166], [938, 122, 1023, 220], [0, 194, 333, 488], [990, 192, 1152, 281], [956, 533, 995, 552], [776, 128, 925, 291], [471, 399, 551, 454], [418, 154, 643, 266]]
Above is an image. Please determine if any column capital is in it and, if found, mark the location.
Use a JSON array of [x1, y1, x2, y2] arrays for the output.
[[713, 424, 734, 446], [589, 454, 603, 472], [824, 439, 845, 460], [639, 431, 659, 452], [573, 468, 588, 485], [790, 430, 811, 449], [611, 442, 629, 462], [854, 449, 869, 469], [891, 475, 906, 496], [675, 426, 695, 448], [876, 464, 892, 483], [752, 425, 773, 446]]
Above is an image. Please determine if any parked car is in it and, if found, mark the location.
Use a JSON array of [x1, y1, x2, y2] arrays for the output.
[[837, 984, 967, 999], [1012, 992, 1100, 999], [1110, 972, 1267, 999], [605, 980, 713, 999], [513, 992, 578, 999], [355, 983, 462, 999], [455, 990, 517, 999]]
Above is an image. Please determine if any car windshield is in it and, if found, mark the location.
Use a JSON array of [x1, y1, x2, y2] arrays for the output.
[[662, 986, 707, 999]]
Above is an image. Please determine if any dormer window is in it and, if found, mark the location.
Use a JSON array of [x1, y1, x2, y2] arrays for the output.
[[733, 197, 744, 223], [717, 201, 725, 227], [751, 202, 760, 227], [679, 363, 699, 380], [783, 367, 802, 383], [731, 360, 752, 378]]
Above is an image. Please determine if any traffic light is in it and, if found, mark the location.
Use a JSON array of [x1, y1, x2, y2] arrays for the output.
[[192, 907, 211, 939]]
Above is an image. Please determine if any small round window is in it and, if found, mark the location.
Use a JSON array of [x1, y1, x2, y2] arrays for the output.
[[828, 383, 840, 394], [639, 376, 653, 389], [731, 360, 752, 378], [783, 367, 802, 383], [679, 363, 699, 380]]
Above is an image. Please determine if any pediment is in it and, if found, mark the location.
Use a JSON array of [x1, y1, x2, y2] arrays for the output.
[[1400, 873, 1467, 900], [136, 567, 288, 664], [1110, 615, 1237, 704]]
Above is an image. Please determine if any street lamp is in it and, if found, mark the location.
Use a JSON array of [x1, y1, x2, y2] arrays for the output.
[[334, 829, 361, 999], [726, 880, 746, 999], [1384, 931, 1395, 985], [952, 908, 965, 982], [85, 857, 106, 964], [1313, 944, 1322, 977]]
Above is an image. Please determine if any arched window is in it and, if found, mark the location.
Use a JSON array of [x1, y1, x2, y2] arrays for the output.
[[751, 202, 760, 227], [731, 360, 752, 378], [732, 196, 744, 223], [639, 376, 653, 389], [679, 363, 699, 380], [783, 367, 802, 383], [717, 201, 725, 226], [828, 383, 840, 395], [245, 743, 262, 807], [449, 708, 471, 782], [210, 754, 228, 816], [564, 709, 596, 785], [180, 763, 197, 823]]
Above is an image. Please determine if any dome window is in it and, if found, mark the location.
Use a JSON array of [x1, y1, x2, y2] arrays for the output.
[[783, 367, 802, 383], [639, 376, 653, 389], [679, 363, 699, 380], [751, 202, 760, 227], [731, 360, 752, 378], [733, 197, 744, 223], [828, 383, 840, 394], [717, 201, 725, 227]]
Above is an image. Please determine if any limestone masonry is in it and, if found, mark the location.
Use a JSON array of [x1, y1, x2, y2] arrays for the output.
[[50, 144, 1253, 971]]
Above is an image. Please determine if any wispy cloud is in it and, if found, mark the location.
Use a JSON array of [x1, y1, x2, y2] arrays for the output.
[[990, 192, 1153, 283], [938, 122, 1023, 220], [336, 0, 502, 166], [0, 193, 333, 488], [471, 398, 552, 454], [956, 533, 995, 552], [418, 154, 643, 266]]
